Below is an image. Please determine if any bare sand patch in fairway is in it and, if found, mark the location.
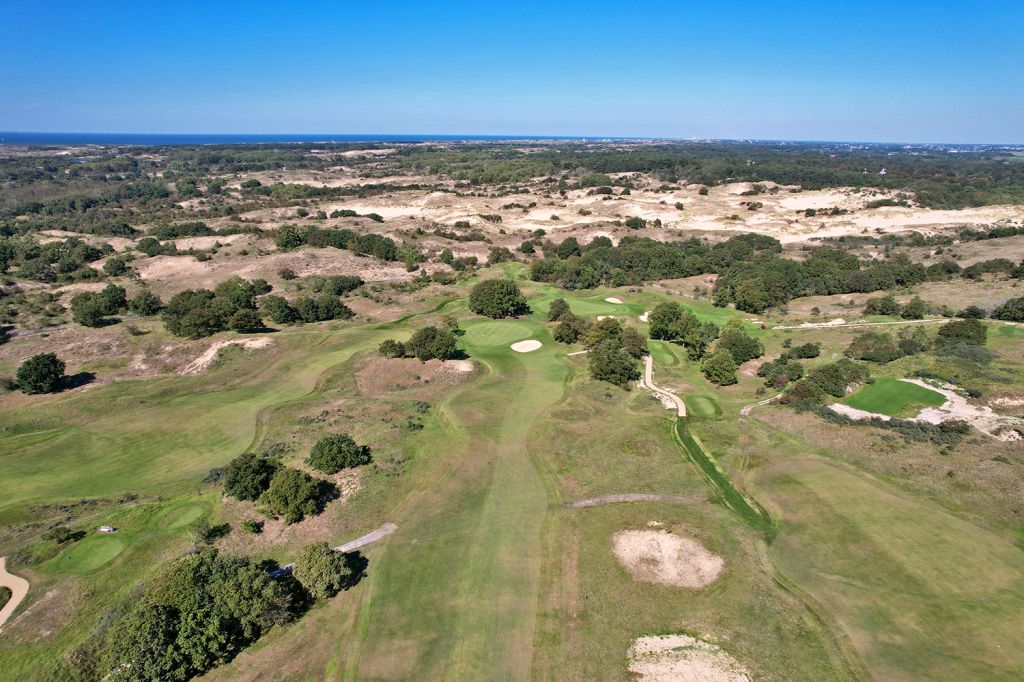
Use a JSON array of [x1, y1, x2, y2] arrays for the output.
[[179, 336, 273, 375], [628, 635, 750, 682], [639, 310, 651, 322], [612, 529, 723, 588], [511, 339, 542, 353], [604, 296, 624, 304]]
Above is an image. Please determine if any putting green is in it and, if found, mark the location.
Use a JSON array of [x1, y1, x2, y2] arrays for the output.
[[159, 504, 205, 530], [845, 378, 945, 417], [685, 395, 721, 418], [462, 320, 534, 347], [58, 535, 125, 574]]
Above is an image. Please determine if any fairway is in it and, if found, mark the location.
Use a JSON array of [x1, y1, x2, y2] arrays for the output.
[[158, 504, 205, 530], [845, 377, 945, 417]]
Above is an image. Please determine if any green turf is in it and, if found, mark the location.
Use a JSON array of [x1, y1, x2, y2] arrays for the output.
[[55, 535, 126, 574], [460, 319, 534, 346], [844, 377, 945, 417], [158, 504, 205, 530], [684, 394, 721, 418]]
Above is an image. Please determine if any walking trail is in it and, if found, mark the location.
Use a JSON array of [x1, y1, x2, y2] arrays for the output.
[[0, 557, 29, 632], [639, 355, 686, 416], [569, 493, 698, 508], [273, 523, 397, 576], [740, 394, 782, 416]]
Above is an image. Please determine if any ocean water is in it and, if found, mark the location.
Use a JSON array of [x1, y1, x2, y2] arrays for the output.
[[0, 132, 622, 146]]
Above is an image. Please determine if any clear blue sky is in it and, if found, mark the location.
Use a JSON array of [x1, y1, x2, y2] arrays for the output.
[[2, 0, 1022, 142]]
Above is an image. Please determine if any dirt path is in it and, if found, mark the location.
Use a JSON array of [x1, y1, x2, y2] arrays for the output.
[[773, 318, 947, 331], [639, 355, 686, 416], [740, 394, 782, 416], [569, 493, 698, 508], [0, 557, 29, 632]]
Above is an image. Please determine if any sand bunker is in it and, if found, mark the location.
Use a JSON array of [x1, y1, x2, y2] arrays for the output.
[[628, 635, 750, 682], [510, 339, 543, 353], [596, 315, 617, 321], [612, 530, 723, 588], [640, 310, 651, 322], [604, 296, 624, 304], [180, 337, 273, 375]]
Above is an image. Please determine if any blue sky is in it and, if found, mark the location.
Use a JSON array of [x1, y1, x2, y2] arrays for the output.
[[1, 0, 1022, 142]]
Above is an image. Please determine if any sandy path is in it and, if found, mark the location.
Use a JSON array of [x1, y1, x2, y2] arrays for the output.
[[740, 394, 782, 416], [640, 355, 686, 417], [570, 493, 697, 508], [180, 336, 273, 375], [0, 557, 29, 631], [772, 318, 947, 331]]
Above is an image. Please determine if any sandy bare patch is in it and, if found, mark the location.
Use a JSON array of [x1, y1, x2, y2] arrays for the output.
[[511, 339, 542, 353], [604, 296, 624, 304], [179, 336, 273, 375], [639, 310, 651, 322], [0, 557, 30, 631], [595, 315, 617, 321], [355, 357, 475, 396], [628, 635, 749, 682], [612, 529, 723, 588]]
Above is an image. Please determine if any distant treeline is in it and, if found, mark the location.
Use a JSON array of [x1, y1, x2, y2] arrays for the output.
[[530, 234, 1024, 313]]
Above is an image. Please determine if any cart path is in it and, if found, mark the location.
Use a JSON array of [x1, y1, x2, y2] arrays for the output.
[[640, 354, 687, 416]]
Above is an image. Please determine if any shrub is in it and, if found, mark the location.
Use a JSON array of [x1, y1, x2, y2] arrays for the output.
[[404, 326, 458, 361], [900, 296, 928, 320], [715, 321, 763, 364], [103, 257, 129, 276], [467, 279, 530, 319], [378, 339, 406, 358], [863, 294, 900, 316], [936, 318, 987, 346], [702, 348, 738, 385], [229, 309, 264, 333], [992, 296, 1024, 322], [307, 433, 372, 474], [261, 295, 298, 324], [241, 519, 263, 534], [129, 289, 163, 315], [261, 468, 332, 524], [955, 305, 986, 319], [548, 298, 570, 321], [223, 453, 279, 501], [293, 542, 355, 599], [588, 339, 641, 386], [16, 353, 65, 394], [294, 295, 352, 323], [788, 342, 821, 359]]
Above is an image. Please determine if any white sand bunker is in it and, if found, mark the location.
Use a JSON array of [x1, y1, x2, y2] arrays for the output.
[[612, 530, 724, 588], [510, 339, 543, 353], [604, 296, 624, 304], [629, 635, 750, 682], [639, 310, 651, 322], [596, 315, 617, 321], [180, 337, 273, 375]]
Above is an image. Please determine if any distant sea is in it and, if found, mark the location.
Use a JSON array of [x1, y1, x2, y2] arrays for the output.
[[0, 132, 623, 146]]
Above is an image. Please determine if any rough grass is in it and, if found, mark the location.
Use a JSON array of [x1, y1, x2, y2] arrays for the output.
[[844, 377, 945, 417]]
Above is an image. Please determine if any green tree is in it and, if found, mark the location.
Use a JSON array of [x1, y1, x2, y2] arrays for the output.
[[229, 308, 264, 333], [378, 339, 406, 358], [467, 279, 530, 318], [129, 289, 163, 315], [900, 296, 928, 320], [556, 236, 581, 259], [548, 298, 570, 321], [275, 224, 306, 250], [70, 293, 108, 327], [293, 543, 354, 599], [404, 326, 458, 361], [223, 453, 279, 501], [307, 433, 372, 474], [261, 295, 298, 324], [102, 604, 186, 681], [553, 313, 590, 344], [588, 339, 641, 386], [261, 468, 329, 524], [294, 295, 352, 323], [864, 294, 901, 316], [16, 353, 65, 394], [715, 321, 763, 364], [701, 348, 738, 385], [103, 257, 129, 276], [992, 296, 1024, 322], [937, 318, 987, 346]]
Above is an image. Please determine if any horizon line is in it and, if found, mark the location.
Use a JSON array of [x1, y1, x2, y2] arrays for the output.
[[1, 131, 1023, 147]]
